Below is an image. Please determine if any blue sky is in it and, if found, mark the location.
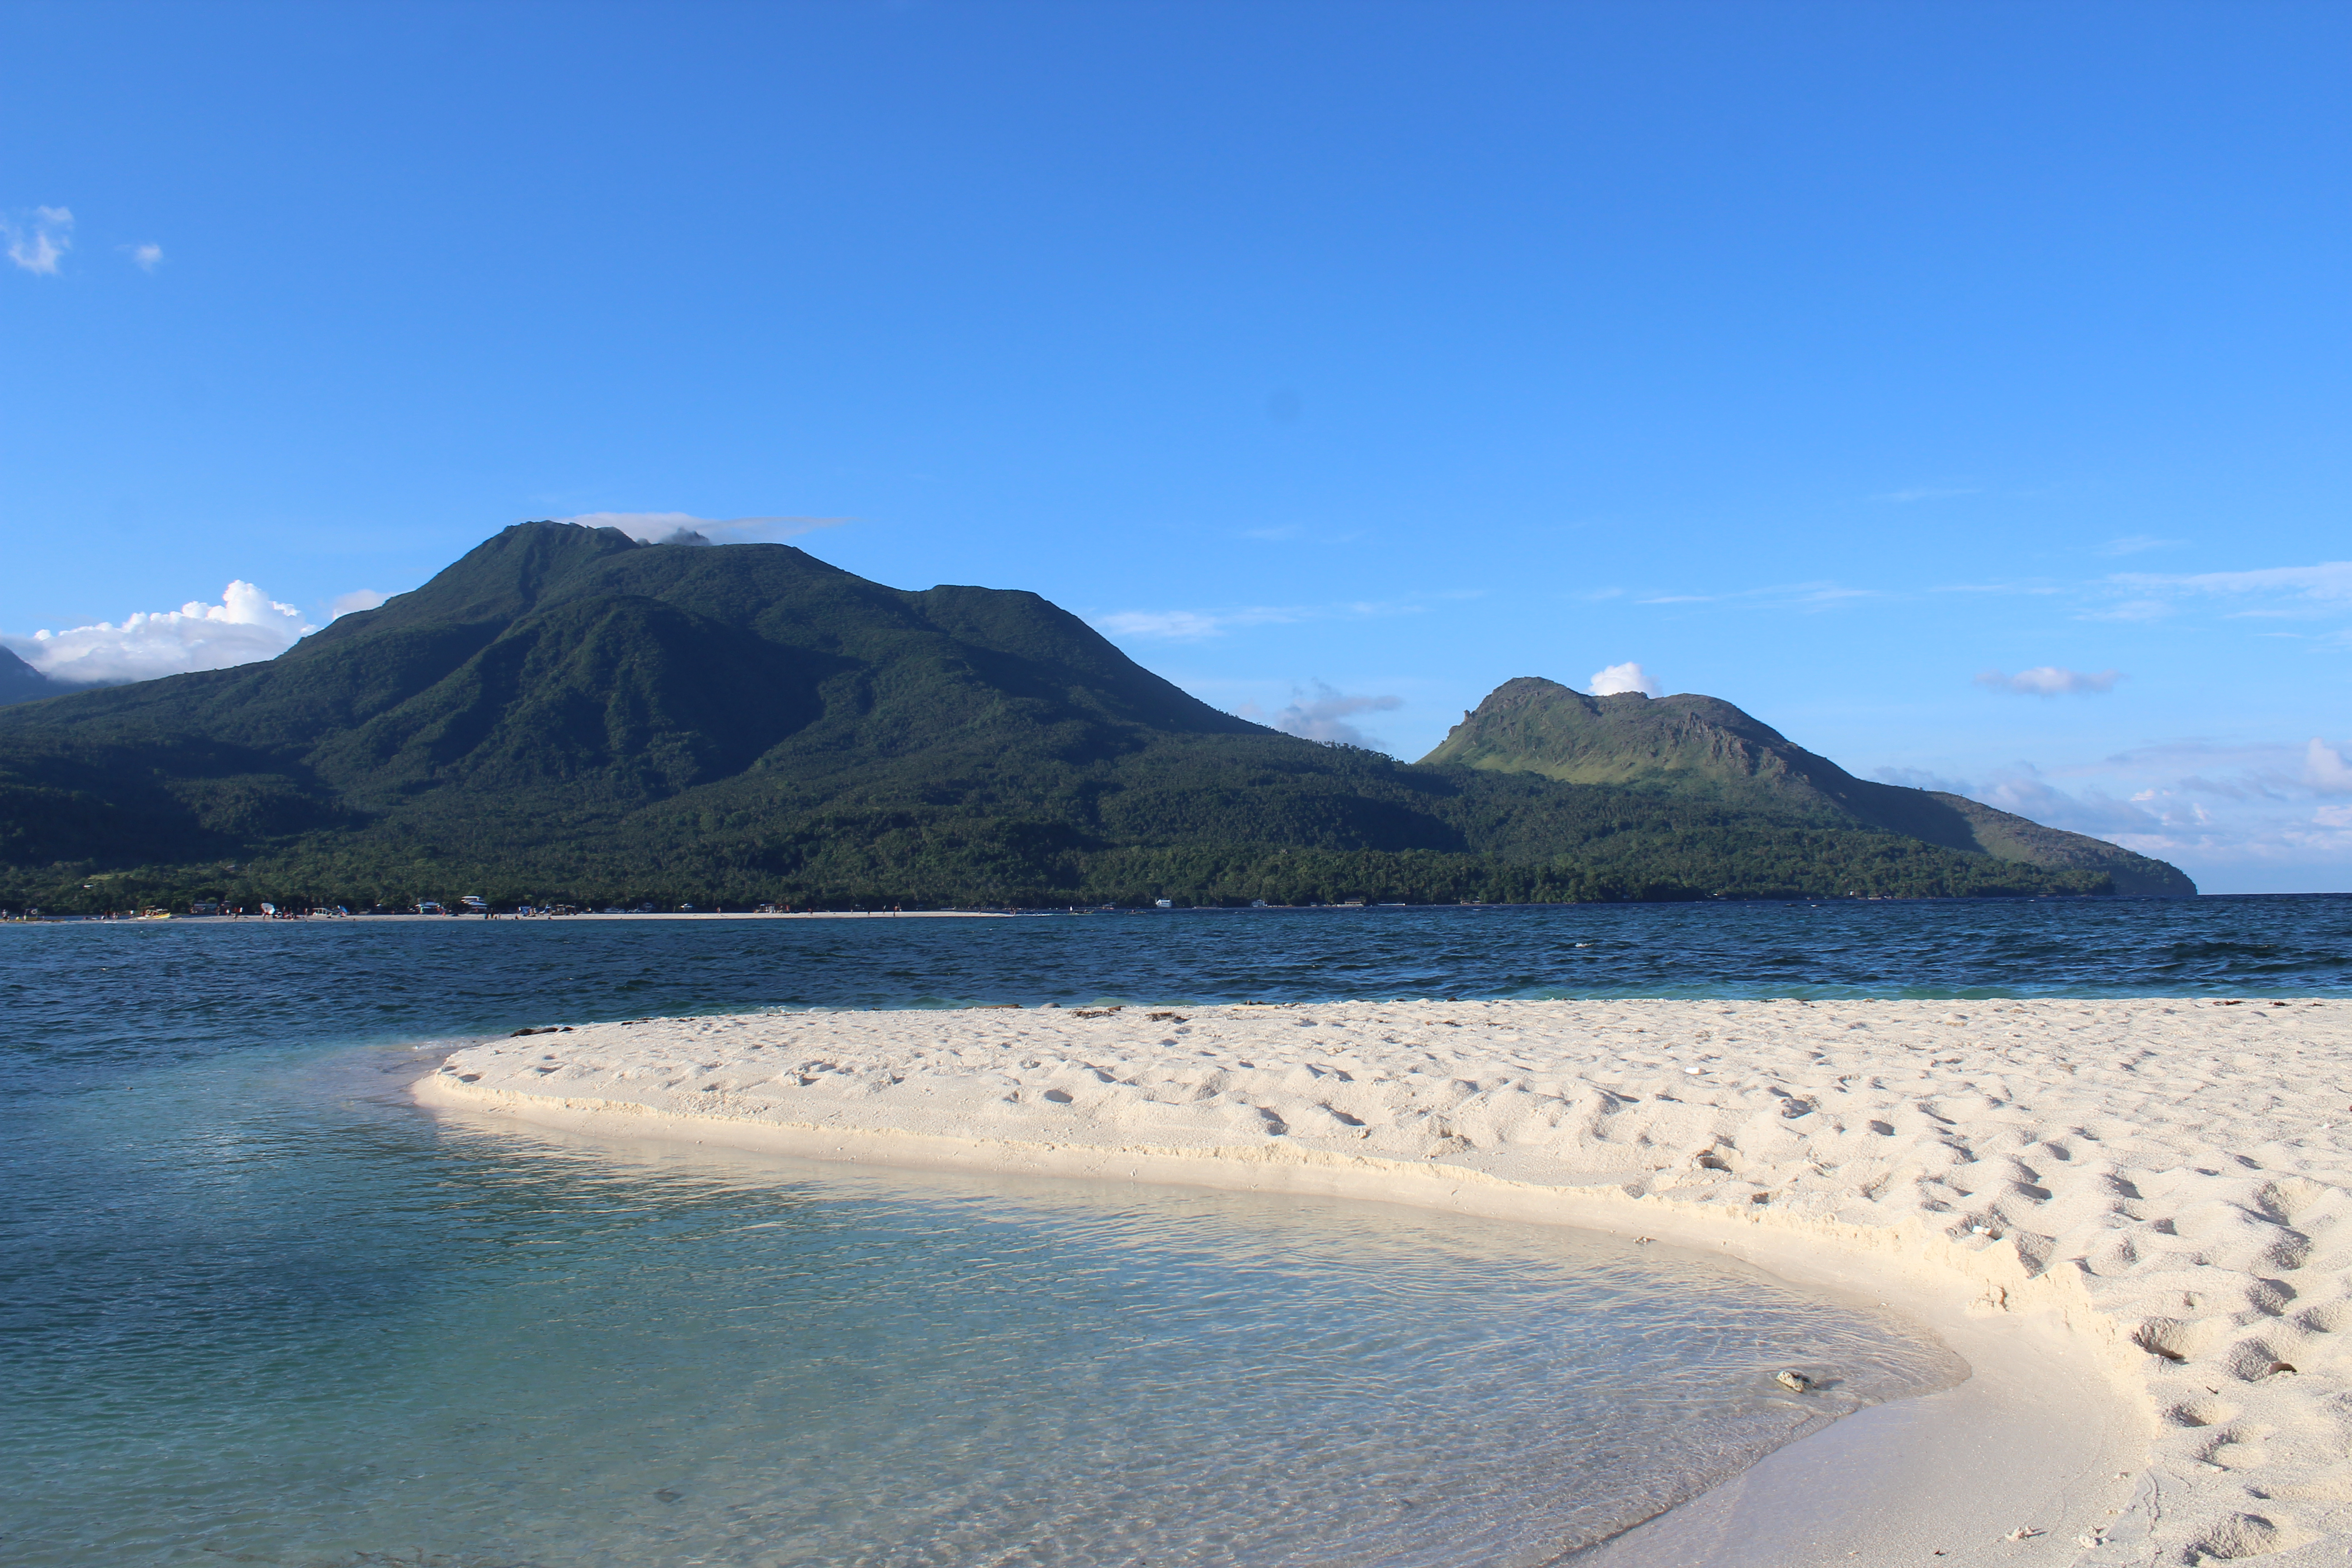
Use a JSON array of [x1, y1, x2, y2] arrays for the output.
[[4, 0, 2348, 893]]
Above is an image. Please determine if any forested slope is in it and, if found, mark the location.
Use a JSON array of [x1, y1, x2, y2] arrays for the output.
[[0, 523, 2192, 911]]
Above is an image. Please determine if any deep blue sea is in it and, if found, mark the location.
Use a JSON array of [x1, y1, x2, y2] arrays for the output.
[[5, 897, 2344, 1566]]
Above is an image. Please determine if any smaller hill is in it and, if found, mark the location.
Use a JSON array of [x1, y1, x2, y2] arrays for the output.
[[1421, 677, 2193, 897]]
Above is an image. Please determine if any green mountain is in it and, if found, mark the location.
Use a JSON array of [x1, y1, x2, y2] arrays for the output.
[[0, 523, 2194, 910], [1421, 676, 2193, 897]]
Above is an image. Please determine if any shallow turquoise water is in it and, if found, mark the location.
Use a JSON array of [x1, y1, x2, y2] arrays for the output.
[[7, 1044, 1960, 1567], [34, 903, 2308, 1563]]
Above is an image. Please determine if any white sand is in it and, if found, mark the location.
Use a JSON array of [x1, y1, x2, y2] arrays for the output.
[[415, 996, 2352, 1564]]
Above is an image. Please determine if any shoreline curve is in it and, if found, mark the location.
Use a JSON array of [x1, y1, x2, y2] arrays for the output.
[[412, 996, 2352, 1565]]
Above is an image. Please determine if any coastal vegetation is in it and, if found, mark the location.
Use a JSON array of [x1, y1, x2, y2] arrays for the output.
[[0, 522, 2191, 913]]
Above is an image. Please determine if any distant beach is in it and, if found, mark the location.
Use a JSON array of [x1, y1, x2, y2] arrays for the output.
[[420, 995, 2352, 1564], [1, 908, 1021, 924]]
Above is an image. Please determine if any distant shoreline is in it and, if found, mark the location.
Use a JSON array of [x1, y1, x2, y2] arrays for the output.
[[2, 909, 1018, 924], [14, 890, 2288, 926]]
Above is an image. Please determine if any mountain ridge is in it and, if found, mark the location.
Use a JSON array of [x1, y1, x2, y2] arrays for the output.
[[0, 524, 2194, 910]]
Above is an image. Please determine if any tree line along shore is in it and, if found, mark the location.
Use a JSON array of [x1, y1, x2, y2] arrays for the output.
[[0, 522, 2194, 917]]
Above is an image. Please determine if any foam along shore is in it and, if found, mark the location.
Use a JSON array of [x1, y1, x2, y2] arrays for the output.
[[414, 997, 2352, 1565]]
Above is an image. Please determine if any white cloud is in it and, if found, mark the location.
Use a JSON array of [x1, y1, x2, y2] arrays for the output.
[[1973, 666, 2123, 696], [1588, 661, 1663, 697], [2097, 534, 2186, 556], [3, 581, 314, 685], [5, 206, 73, 275], [1868, 486, 1977, 504], [1096, 609, 1246, 639], [1882, 760, 2171, 839], [559, 511, 853, 546], [127, 242, 162, 271], [2305, 739, 2352, 794], [2108, 560, 2352, 615], [1239, 681, 1403, 748], [1875, 766, 1975, 794], [2078, 598, 2175, 622], [1785, 584, 1882, 607], [2097, 738, 2299, 770], [1634, 580, 1881, 612], [1964, 770, 2164, 837], [1869, 735, 2352, 888], [1091, 600, 1419, 642], [329, 588, 389, 619], [1238, 523, 1362, 544]]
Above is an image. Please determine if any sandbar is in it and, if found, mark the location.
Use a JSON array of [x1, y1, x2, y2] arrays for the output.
[[415, 996, 2352, 1564]]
